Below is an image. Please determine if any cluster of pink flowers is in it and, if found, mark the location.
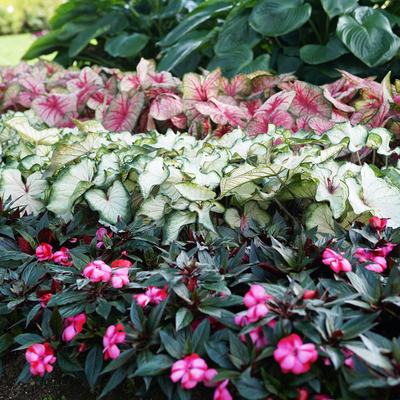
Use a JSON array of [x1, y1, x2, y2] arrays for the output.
[[234, 284, 274, 348], [274, 333, 318, 374], [133, 286, 168, 307], [171, 354, 232, 400], [25, 343, 56, 377], [297, 390, 333, 400], [322, 249, 352, 273], [103, 323, 126, 360], [356, 243, 395, 273], [36, 243, 73, 266], [62, 313, 86, 342], [83, 259, 131, 289]]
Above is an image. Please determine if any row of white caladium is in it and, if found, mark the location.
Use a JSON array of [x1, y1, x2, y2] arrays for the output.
[[1, 110, 400, 243]]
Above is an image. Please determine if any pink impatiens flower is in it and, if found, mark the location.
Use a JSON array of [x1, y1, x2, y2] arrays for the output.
[[39, 293, 52, 308], [103, 323, 126, 360], [110, 259, 131, 289], [274, 333, 318, 374], [62, 313, 86, 342], [369, 216, 387, 237], [322, 249, 352, 273], [356, 247, 391, 273], [170, 353, 208, 389], [234, 314, 276, 349], [25, 343, 57, 377], [214, 379, 232, 400], [53, 247, 73, 266], [96, 227, 113, 248], [83, 260, 112, 283], [133, 286, 168, 307], [243, 285, 273, 322], [36, 243, 53, 261]]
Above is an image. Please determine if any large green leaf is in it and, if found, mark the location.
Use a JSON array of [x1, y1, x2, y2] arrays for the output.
[[337, 13, 400, 67], [22, 30, 67, 59], [162, 210, 197, 244], [84, 180, 132, 224], [158, 2, 232, 46], [300, 35, 349, 65], [320, 0, 358, 19], [304, 202, 335, 235], [105, 32, 150, 58], [249, 0, 312, 37], [69, 24, 111, 57], [215, 9, 260, 53]]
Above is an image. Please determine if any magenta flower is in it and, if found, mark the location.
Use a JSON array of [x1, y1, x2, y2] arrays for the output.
[[369, 216, 387, 237], [39, 293, 52, 308], [53, 247, 73, 266], [274, 333, 318, 374], [214, 379, 232, 400], [36, 243, 53, 261], [62, 313, 86, 342], [83, 260, 112, 283], [25, 343, 56, 377], [234, 314, 275, 349], [110, 259, 131, 288], [243, 285, 273, 322], [103, 323, 125, 360], [133, 286, 168, 307], [322, 249, 352, 273], [203, 368, 219, 387], [96, 227, 113, 248], [170, 353, 208, 389], [356, 248, 388, 273]]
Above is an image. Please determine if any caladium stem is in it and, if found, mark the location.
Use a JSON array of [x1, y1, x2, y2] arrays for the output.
[[356, 151, 362, 166], [273, 198, 296, 224], [276, 175, 303, 211]]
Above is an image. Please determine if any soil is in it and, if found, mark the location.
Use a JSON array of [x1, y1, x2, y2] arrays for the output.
[[0, 349, 205, 400]]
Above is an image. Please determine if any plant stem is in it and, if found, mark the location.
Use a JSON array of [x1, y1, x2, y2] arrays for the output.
[[308, 19, 324, 45], [276, 175, 303, 211], [372, 150, 376, 166], [325, 16, 330, 43], [297, 28, 306, 46], [274, 36, 282, 48], [356, 151, 362, 166], [273, 198, 297, 224]]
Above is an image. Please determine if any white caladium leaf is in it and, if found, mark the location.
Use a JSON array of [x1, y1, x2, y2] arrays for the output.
[[309, 164, 349, 218], [277, 179, 317, 201], [0, 169, 49, 215], [174, 182, 216, 202], [304, 202, 335, 235], [158, 166, 185, 203], [180, 161, 221, 189], [171, 198, 190, 210], [312, 143, 346, 165], [367, 127, 396, 156], [224, 201, 271, 229], [229, 139, 268, 161], [346, 164, 400, 228], [202, 148, 230, 174], [19, 154, 44, 170], [94, 153, 122, 188], [138, 157, 170, 199], [146, 129, 183, 151], [231, 181, 262, 204], [324, 121, 368, 152], [5, 116, 59, 146], [162, 210, 197, 245], [71, 118, 108, 133], [43, 132, 104, 178], [207, 128, 245, 148], [136, 194, 171, 221], [219, 164, 287, 198], [189, 201, 225, 233], [84, 180, 132, 224], [47, 158, 95, 217]]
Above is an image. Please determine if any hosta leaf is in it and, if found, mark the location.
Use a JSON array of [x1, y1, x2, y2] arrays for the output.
[[0, 170, 49, 215], [84, 180, 132, 224], [5, 116, 59, 145], [174, 182, 216, 202], [138, 157, 170, 199], [47, 158, 95, 217], [346, 164, 400, 228], [320, 0, 358, 19], [337, 14, 400, 68], [105, 32, 150, 58], [162, 210, 197, 244], [300, 35, 349, 65], [32, 93, 78, 127], [324, 122, 368, 152], [102, 91, 144, 133], [249, 0, 311, 37]]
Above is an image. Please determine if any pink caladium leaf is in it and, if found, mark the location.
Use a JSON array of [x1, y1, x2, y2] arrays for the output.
[[258, 90, 296, 113], [76, 84, 103, 113], [195, 97, 246, 127], [365, 100, 391, 129], [212, 124, 234, 139], [87, 90, 114, 110], [339, 70, 380, 95], [120, 73, 140, 94], [183, 68, 221, 102], [149, 93, 182, 120], [245, 109, 295, 137], [171, 113, 187, 129], [331, 110, 349, 122], [104, 76, 118, 94], [1, 84, 21, 111], [240, 99, 262, 120], [219, 74, 252, 100], [32, 93, 78, 127], [295, 115, 312, 132], [350, 108, 367, 126], [102, 91, 145, 132], [308, 117, 336, 135], [15, 77, 45, 108], [44, 60, 64, 75], [323, 87, 355, 112], [30, 66, 48, 82], [66, 67, 103, 93], [290, 81, 332, 118], [55, 111, 80, 128], [135, 108, 150, 134], [136, 58, 157, 89], [12, 61, 29, 76], [143, 71, 176, 89], [249, 74, 280, 98]]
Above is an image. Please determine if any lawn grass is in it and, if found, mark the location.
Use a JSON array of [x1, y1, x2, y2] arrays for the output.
[[0, 33, 56, 66]]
